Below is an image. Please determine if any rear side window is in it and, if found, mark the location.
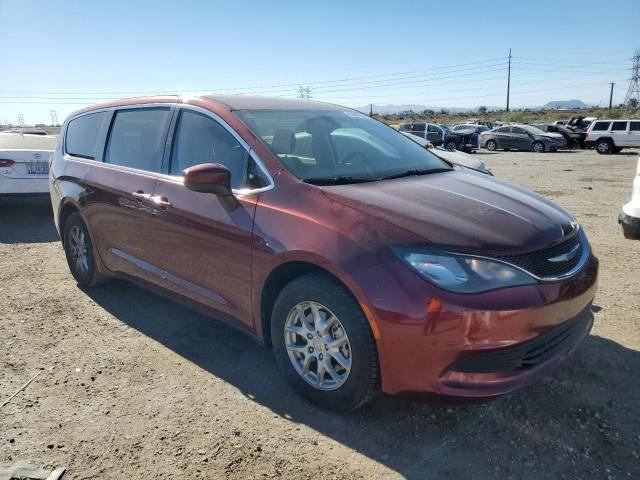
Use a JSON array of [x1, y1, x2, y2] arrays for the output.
[[170, 109, 249, 189], [611, 121, 628, 131], [66, 112, 106, 159], [592, 122, 611, 131], [630, 121, 640, 131], [104, 108, 171, 173], [412, 123, 426, 132]]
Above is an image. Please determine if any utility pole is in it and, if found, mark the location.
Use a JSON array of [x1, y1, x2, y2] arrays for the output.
[[624, 50, 640, 110], [609, 83, 615, 110], [369, 104, 373, 117], [506, 48, 512, 112], [17, 114, 24, 127]]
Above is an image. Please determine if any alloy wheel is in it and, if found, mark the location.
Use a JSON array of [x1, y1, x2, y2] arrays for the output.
[[284, 301, 352, 391], [69, 225, 89, 274]]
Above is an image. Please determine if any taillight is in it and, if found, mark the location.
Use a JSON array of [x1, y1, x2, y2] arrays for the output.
[[0, 159, 15, 167]]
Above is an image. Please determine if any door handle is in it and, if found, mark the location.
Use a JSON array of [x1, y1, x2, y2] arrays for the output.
[[131, 191, 151, 201], [150, 195, 172, 208]]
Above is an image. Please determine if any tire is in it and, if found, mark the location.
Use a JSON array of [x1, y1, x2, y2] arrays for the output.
[[271, 272, 380, 412], [531, 141, 545, 153], [444, 140, 457, 151], [63, 212, 109, 287], [486, 140, 497, 151], [596, 139, 613, 154]]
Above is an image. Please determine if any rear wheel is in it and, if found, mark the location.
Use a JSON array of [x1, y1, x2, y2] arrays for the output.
[[531, 141, 545, 153], [485, 140, 497, 151], [63, 213, 109, 287], [596, 139, 613, 154], [271, 273, 379, 411]]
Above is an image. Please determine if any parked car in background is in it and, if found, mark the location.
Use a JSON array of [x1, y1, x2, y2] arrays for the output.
[[50, 95, 597, 411], [0, 132, 57, 197], [450, 124, 490, 150], [531, 123, 586, 149], [400, 132, 492, 175], [480, 125, 566, 152], [585, 119, 640, 154], [398, 121, 472, 151]]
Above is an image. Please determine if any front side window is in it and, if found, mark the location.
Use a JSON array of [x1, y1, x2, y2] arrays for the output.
[[170, 110, 249, 189], [234, 109, 450, 182], [512, 127, 526, 135], [611, 121, 628, 131], [592, 122, 611, 131], [104, 108, 171, 172], [66, 112, 106, 159]]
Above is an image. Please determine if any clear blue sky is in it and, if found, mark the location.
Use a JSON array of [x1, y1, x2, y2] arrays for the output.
[[1, 0, 638, 124]]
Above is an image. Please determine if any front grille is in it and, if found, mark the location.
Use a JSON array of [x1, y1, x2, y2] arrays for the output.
[[491, 232, 584, 279], [450, 306, 593, 374]]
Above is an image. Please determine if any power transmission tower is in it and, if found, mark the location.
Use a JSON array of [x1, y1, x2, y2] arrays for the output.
[[49, 110, 58, 126], [506, 48, 512, 112], [17, 114, 24, 126], [297, 85, 312, 100], [624, 50, 640, 110]]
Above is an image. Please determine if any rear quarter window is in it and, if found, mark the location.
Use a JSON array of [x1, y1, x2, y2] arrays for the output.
[[66, 112, 107, 159], [591, 122, 611, 132]]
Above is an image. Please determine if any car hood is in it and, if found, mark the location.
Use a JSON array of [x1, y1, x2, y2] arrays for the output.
[[431, 148, 489, 173], [322, 170, 575, 254]]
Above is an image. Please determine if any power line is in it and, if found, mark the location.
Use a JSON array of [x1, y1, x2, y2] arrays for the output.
[[0, 57, 508, 96]]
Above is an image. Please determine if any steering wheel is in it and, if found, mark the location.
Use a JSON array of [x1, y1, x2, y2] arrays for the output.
[[340, 152, 374, 174]]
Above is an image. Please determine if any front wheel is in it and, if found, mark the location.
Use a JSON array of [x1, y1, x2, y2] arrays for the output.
[[531, 141, 545, 153], [271, 273, 380, 411]]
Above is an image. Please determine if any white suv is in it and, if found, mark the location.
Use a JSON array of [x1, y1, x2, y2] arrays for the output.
[[585, 119, 640, 154]]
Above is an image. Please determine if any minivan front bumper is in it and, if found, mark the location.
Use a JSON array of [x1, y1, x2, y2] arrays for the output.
[[357, 253, 598, 398]]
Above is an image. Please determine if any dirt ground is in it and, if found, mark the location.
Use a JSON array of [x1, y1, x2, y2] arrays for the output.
[[1, 149, 640, 480]]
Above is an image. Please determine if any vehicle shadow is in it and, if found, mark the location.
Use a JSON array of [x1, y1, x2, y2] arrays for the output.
[[85, 280, 640, 479], [0, 197, 59, 244]]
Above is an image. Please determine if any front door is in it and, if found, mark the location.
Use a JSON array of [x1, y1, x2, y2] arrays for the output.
[[146, 107, 258, 328]]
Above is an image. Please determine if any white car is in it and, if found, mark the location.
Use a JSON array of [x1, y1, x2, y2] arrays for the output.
[[585, 119, 640, 154], [401, 131, 492, 175], [0, 133, 57, 196]]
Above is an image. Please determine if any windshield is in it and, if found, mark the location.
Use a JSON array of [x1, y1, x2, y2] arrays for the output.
[[233, 109, 451, 183]]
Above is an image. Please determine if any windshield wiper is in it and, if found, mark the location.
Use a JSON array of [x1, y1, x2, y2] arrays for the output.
[[379, 168, 451, 181], [302, 176, 375, 185]]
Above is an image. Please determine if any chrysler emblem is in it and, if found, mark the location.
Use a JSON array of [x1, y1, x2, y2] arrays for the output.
[[548, 243, 580, 263]]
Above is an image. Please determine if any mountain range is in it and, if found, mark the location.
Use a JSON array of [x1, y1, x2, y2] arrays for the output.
[[356, 100, 590, 115]]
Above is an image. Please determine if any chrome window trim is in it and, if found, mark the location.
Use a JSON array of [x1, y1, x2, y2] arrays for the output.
[[172, 104, 275, 195], [446, 229, 591, 283], [63, 101, 275, 196]]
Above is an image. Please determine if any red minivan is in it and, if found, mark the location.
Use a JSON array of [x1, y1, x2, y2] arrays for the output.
[[49, 95, 598, 411]]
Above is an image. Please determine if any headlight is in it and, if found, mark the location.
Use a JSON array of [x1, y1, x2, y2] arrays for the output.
[[393, 247, 537, 293]]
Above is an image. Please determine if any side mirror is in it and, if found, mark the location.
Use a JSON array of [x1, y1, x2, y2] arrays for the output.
[[183, 163, 232, 196], [426, 142, 435, 149]]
